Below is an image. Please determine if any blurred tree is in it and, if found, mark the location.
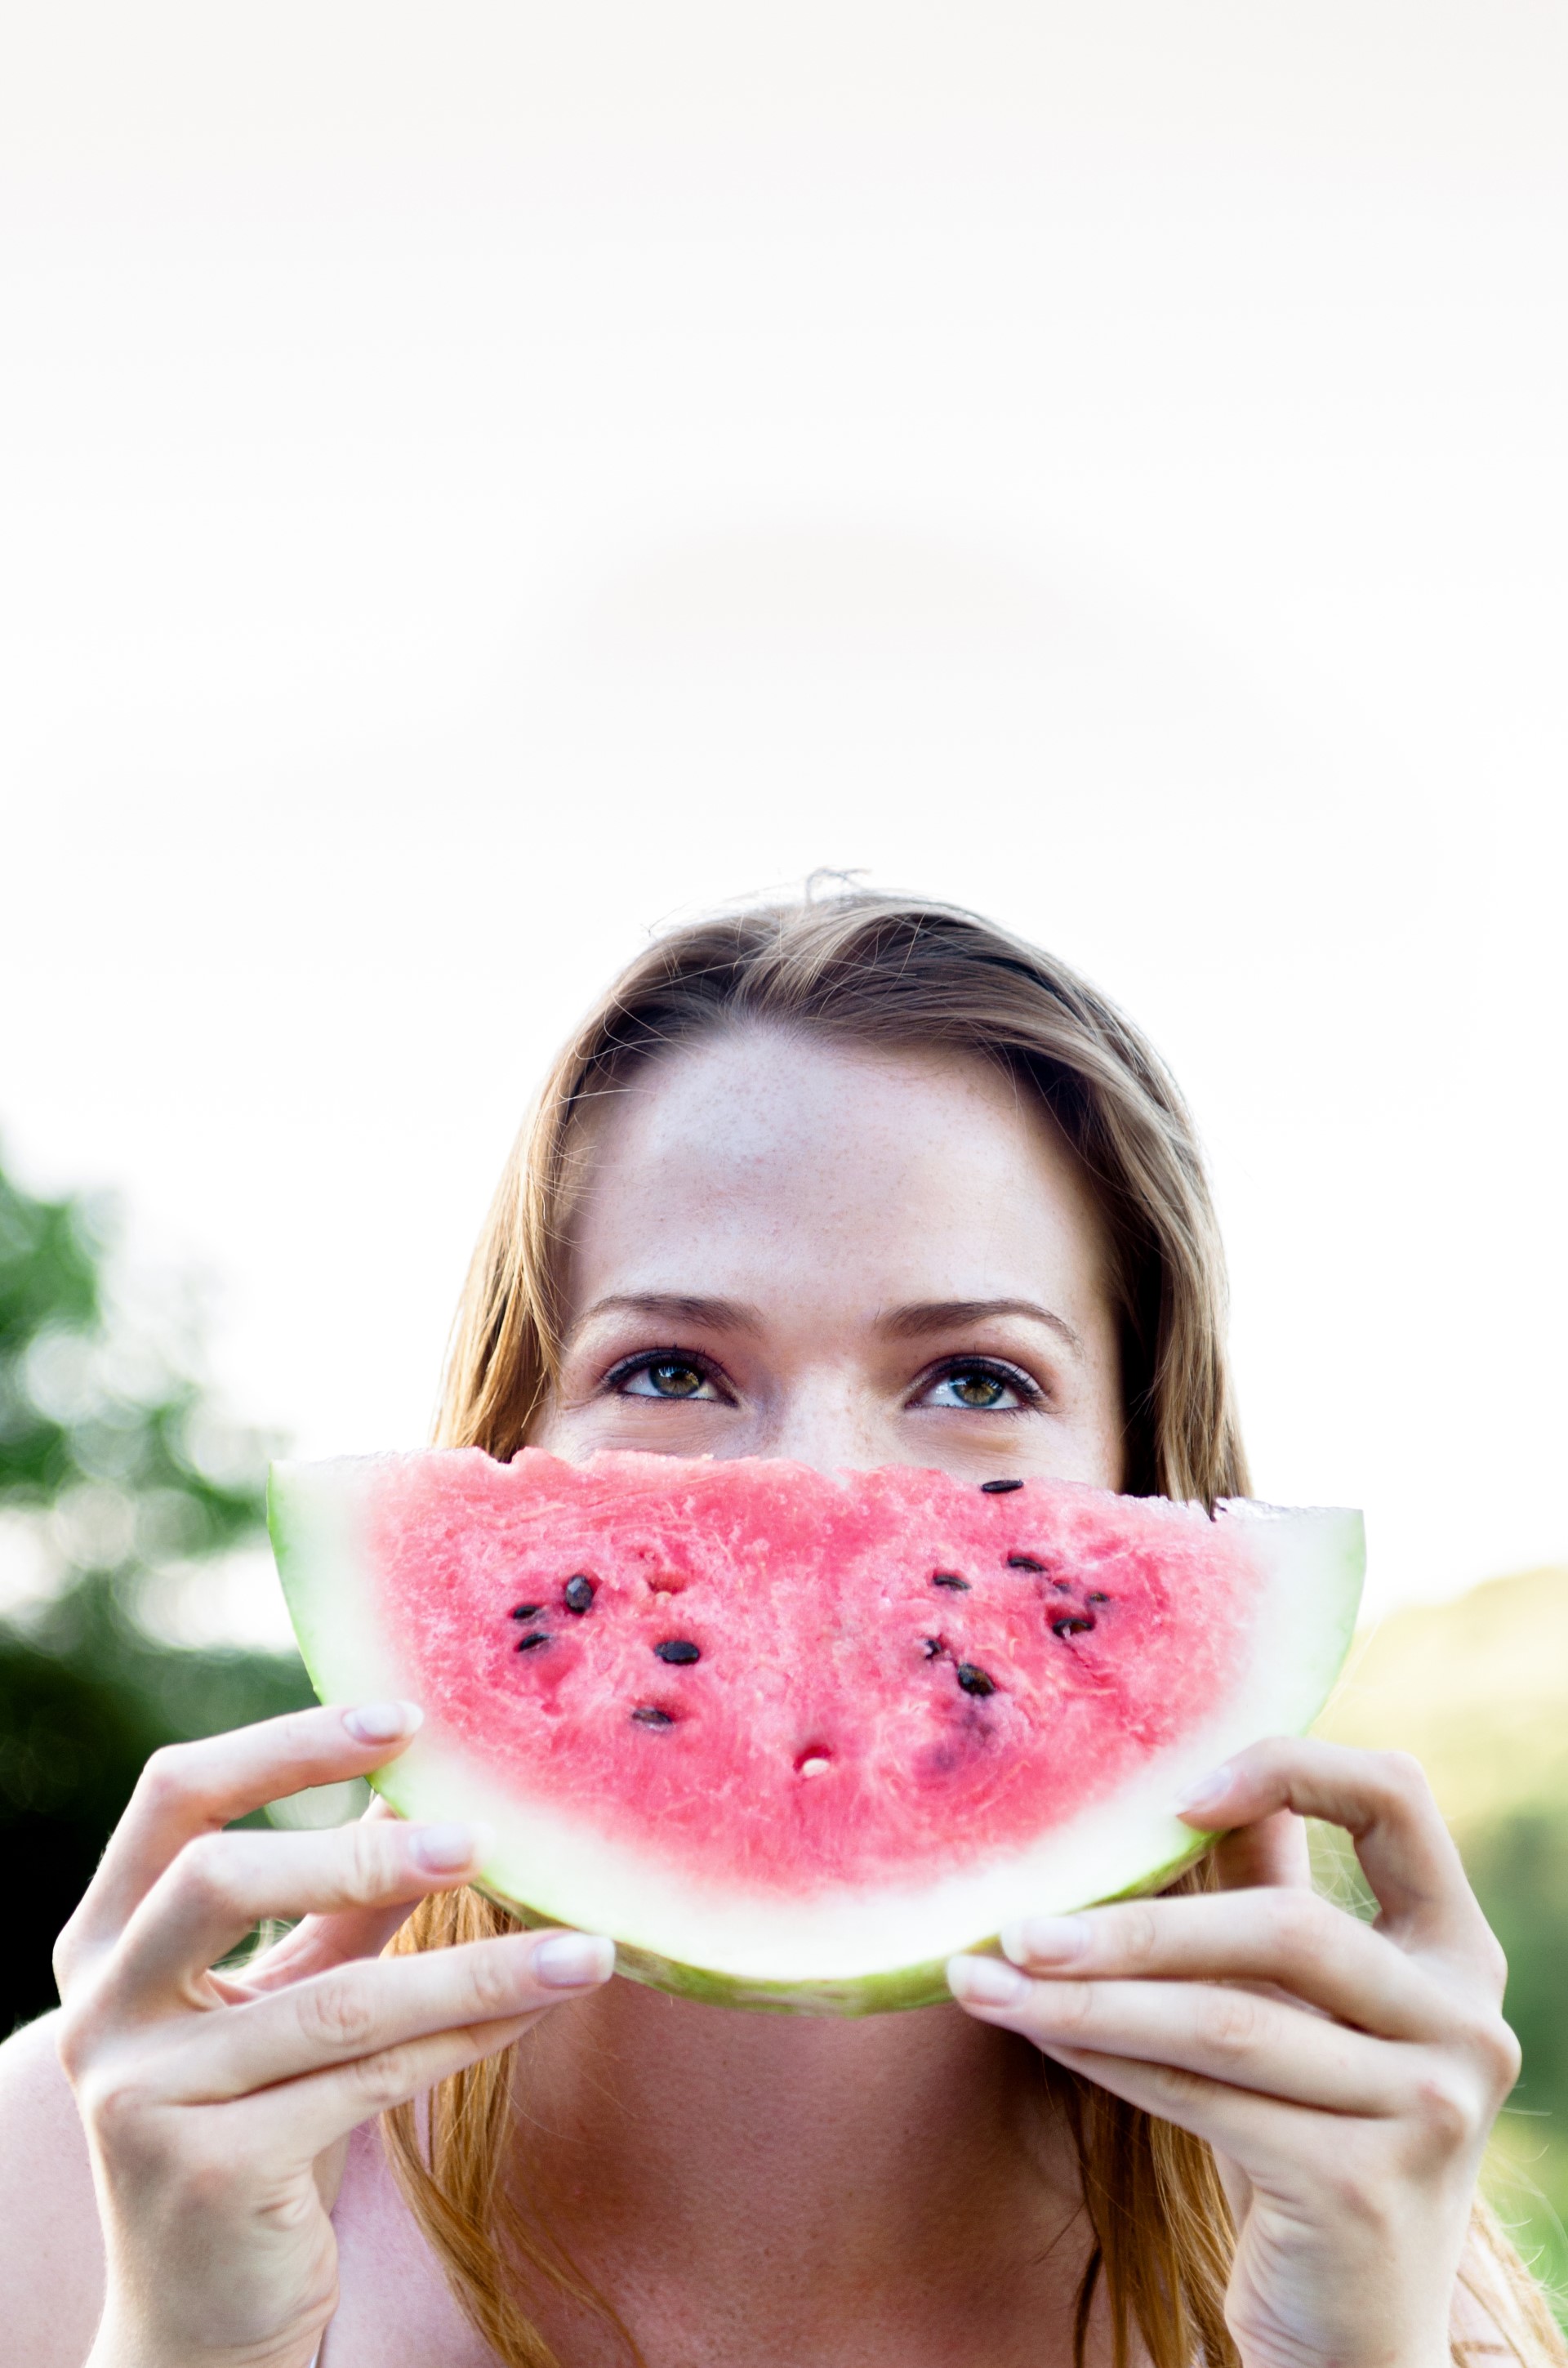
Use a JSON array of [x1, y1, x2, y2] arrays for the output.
[[0, 1150, 311, 2033]]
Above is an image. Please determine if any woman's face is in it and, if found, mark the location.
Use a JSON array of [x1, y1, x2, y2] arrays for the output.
[[532, 1027, 1126, 1490]]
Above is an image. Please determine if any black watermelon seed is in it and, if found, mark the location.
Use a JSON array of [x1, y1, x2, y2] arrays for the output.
[[1052, 1613, 1095, 1639], [1006, 1554, 1045, 1572], [922, 1636, 943, 1659], [956, 1662, 995, 1697], [632, 1705, 674, 1728], [514, 1631, 550, 1653], [1087, 1590, 1108, 1604], [932, 1570, 970, 1591], [980, 1477, 1024, 1493], [510, 1603, 543, 1620], [564, 1575, 596, 1613], [654, 1639, 701, 1665]]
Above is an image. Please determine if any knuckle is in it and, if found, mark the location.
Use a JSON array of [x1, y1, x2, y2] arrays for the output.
[[1409, 2063, 1483, 2155], [1197, 1987, 1262, 2061], [78, 2064, 158, 2147], [341, 1822, 405, 1906], [1325, 2152, 1392, 2227], [254, 2180, 319, 2239], [51, 1912, 88, 2000], [297, 1973, 380, 2054], [1472, 2013, 1522, 2098], [174, 1831, 238, 1914], [54, 1986, 112, 2082], [1374, 1750, 1429, 1808], [466, 1947, 523, 2020], [53, 1989, 98, 2080], [1115, 1906, 1161, 1972], [1264, 1889, 1331, 1964], [1033, 1981, 1098, 2040], [1475, 1927, 1510, 2003], [136, 1743, 197, 1813], [349, 2042, 423, 2112], [1143, 2060, 1211, 2113]]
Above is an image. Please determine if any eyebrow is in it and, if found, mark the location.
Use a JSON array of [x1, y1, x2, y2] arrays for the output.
[[566, 1291, 768, 1348], [564, 1290, 1085, 1358], [876, 1298, 1085, 1357]]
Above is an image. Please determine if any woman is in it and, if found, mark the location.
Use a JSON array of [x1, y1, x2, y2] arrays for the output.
[[0, 892, 1557, 2367]]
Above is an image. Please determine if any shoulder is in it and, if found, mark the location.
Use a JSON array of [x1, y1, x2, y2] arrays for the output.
[[0, 2010, 105, 2366]]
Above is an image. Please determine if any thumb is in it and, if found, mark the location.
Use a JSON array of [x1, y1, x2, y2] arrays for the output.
[[1209, 1804, 1312, 1893]]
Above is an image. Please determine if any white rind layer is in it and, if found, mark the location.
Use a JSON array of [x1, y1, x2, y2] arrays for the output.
[[270, 1459, 1363, 2007]]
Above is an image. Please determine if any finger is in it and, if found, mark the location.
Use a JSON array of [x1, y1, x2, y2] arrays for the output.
[[234, 2004, 546, 2165], [997, 1889, 1454, 2041], [234, 1802, 423, 1992], [1025, 2040, 1347, 2183], [1177, 1737, 1492, 1969], [165, 1929, 614, 2100], [947, 1960, 1411, 2113], [1209, 1804, 1312, 1893], [58, 1702, 425, 1977], [234, 1898, 421, 1993], [104, 1817, 492, 2012]]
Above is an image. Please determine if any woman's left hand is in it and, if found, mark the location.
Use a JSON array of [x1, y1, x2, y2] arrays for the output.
[[948, 1737, 1521, 2368]]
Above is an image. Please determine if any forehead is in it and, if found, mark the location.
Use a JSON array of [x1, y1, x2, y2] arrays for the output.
[[562, 1026, 1111, 1309]]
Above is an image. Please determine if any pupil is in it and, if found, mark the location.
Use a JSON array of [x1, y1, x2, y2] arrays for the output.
[[954, 1371, 1001, 1407], [653, 1362, 701, 1397]]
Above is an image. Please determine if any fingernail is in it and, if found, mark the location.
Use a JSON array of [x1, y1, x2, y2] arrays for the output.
[[1000, 1915, 1088, 1968], [1177, 1764, 1234, 1816], [532, 1933, 617, 1989], [410, 1821, 492, 1874], [947, 1955, 1027, 2008], [344, 1701, 424, 1745]]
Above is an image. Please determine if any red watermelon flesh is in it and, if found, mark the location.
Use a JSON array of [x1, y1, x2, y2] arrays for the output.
[[372, 1452, 1253, 1892], [270, 1449, 1363, 2011]]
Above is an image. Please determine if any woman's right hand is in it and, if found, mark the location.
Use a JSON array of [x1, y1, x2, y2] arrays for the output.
[[52, 1701, 615, 2368]]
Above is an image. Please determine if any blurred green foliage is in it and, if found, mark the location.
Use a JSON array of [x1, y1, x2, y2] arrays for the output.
[[1465, 1813, 1568, 2311], [1316, 1568, 1568, 2320], [0, 1150, 312, 2034]]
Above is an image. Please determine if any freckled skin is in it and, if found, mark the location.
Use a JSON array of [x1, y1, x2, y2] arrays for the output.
[[536, 1026, 1128, 1491]]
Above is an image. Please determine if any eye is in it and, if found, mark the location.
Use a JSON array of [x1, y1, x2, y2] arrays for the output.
[[611, 1353, 724, 1403], [915, 1358, 1040, 1414]]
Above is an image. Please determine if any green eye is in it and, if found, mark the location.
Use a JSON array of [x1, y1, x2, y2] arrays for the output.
[[612, 1352, 724, 1404], [922, 1362, 1037, 1412]]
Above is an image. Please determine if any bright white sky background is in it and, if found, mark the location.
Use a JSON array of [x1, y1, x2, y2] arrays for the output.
[[2, 2, 1565, 1641]]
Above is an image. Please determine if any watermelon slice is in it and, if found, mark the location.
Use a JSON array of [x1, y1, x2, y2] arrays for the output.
[[268, 1451, 1362, 2014]]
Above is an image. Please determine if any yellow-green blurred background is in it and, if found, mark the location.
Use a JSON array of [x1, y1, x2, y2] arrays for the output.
[[1315, 1579, 1568, 2303]]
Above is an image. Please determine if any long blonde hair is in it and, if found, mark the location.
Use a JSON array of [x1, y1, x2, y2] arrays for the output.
[[385, 891, 1561, 2366]]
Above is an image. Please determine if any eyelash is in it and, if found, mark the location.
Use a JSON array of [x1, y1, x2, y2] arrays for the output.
[[602, 1348, 733, 1401], [912, 1354, 1046, 1415], [600, 1348, 1046, 1412]]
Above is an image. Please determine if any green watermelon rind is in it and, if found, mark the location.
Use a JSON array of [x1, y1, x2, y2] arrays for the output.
[[268, 1456, 1362, 2017], [471, 1835, 1218, 2016]]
